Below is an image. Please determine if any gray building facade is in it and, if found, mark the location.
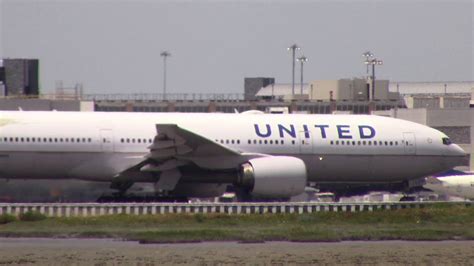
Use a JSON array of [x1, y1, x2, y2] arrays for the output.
[[244, 77, 274, 100], [0, 58, 39, 96]]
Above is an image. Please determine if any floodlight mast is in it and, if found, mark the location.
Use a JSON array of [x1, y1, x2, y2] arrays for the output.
[[287, 44, 300, 96], [364, 57, 383, 100], [297, 56, 308, 95], [362, 51, 374, 75], [160, 51, 171, 100]]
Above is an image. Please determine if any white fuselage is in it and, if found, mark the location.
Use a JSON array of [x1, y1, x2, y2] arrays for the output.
[[0, 111, 466, 185]]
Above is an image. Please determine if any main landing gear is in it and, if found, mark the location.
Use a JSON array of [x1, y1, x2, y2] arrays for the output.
[[97, 193, 189, 203]]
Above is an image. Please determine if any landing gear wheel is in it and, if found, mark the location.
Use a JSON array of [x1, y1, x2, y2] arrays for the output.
[[399, 195, 416, 202]]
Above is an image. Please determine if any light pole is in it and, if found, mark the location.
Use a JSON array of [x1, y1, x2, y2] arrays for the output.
[[297, 56, 308, 95], [362, 51, 373, 75], [287, 44, 300, 96], [364, 58, 383, 101], [160, 51, 171, 100]]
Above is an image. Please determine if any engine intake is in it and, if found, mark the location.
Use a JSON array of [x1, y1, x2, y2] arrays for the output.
[[238, 156, 307, 199]]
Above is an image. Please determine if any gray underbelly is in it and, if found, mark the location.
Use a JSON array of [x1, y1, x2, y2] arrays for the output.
[[0, 152, 144, 181], [0, 152, 457, 184], [300, 154, 451, 183]]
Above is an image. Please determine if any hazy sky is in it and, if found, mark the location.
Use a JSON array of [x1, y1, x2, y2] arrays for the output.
[[1, 0, 473, 94]]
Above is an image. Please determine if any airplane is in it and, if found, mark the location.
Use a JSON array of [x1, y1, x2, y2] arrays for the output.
[[0, 110, 466, 201], [424, 172, 474, 200]]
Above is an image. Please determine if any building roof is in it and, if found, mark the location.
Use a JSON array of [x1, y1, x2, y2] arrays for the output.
[[256, 80, 474, 98], [390, 81, 474, 95], [256, 83, 309, 97]]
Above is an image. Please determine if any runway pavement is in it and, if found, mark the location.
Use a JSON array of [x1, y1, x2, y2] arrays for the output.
[[0, 238, 473, 265]]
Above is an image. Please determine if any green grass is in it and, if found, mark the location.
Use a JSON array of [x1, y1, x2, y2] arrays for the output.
[[0, 203, 472, 242]]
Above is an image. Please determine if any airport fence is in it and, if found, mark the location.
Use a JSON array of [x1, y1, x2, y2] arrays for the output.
[[0, 202, 471, 217]]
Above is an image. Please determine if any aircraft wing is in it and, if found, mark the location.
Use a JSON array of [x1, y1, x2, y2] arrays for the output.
[[149, 124, 241, 158], [112, 124, 262, 191]]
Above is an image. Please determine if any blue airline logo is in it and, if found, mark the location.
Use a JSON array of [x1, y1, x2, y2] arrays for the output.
[[254, 124, 376, 139]]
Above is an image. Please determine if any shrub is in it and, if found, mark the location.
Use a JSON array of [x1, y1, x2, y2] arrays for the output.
[[0, 214, 16, 224], [19, 211, 47, 222]]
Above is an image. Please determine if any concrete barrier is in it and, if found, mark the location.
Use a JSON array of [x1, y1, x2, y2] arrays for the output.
[[0, 202, 470, 217]]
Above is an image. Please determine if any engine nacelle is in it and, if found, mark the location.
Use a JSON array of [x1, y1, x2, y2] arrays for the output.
[[238, 156, 307, 199]]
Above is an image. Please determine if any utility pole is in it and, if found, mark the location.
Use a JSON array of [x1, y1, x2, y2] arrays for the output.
[[160, 51, 171, 100], [297, 56, 308, 95], [287, 44, 300, 96]]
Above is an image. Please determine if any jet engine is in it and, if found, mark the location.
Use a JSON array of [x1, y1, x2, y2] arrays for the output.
[[237, 156, 307, 199]]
